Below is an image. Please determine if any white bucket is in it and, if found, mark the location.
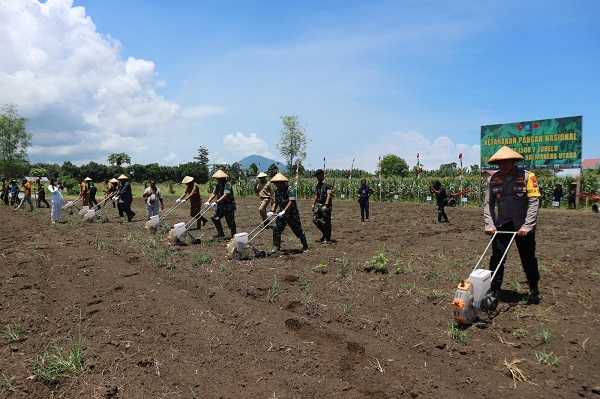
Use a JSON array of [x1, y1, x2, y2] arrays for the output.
[[149, 215, 160, 227], [79, 205, 89, 215], [173, 222, 186, 238], [85, 210, 96, 222], [469, 269, 492, 308], [234, 232, 248, 252]]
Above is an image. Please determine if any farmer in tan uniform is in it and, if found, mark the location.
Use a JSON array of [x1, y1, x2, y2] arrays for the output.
[[484, 145, 541, 305], [78, 177, 89, 206], [254, 172, 274, 227], [178, 176, 208, 230]]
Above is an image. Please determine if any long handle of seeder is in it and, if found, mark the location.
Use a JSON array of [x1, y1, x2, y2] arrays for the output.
[[472, 231, 517, 274]]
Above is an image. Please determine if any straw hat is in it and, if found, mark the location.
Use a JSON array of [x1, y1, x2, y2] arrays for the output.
[[109, 178, 119, 184], [117, 174, 128, 180], [182, 176, 194, 184], [487, 146, 524, 164], [270, 172, 289, 183], [212, 170, 229, 178], [84, 177, 92, 182], [257, 172, 268, 178]]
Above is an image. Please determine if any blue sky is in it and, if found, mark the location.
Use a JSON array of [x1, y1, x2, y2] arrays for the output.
[[1, 0, 598, 173]]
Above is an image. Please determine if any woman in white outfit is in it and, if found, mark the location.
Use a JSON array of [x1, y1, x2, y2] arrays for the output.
[[47, 177, 64, 223]]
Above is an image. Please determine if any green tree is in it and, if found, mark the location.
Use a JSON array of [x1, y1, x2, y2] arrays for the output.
[[107, 153, 132, 170], [193, 146, 210, 183], [266, 163, 279, 177], [248, 162, 259, 177], [437, 162, 458, 177], [0, 103, 32, 177], [380, 154, 409, 178], [276, 115, 307, 172]]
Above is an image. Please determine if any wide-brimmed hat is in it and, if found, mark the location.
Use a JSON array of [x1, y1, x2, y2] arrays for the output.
[[117, 174, 128, 180], [109, 178, 119, 184], [487, 146, 524, 164], [314, 169, 324, 176], [84, 177, 92, 182], [257, 172, 268, 178], [212, 170, 229, 178], [270, 172, 289, 183], [182, 176, 194, 184]]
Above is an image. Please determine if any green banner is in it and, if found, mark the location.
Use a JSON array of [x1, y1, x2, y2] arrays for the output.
[[481, 115, 582, 170]]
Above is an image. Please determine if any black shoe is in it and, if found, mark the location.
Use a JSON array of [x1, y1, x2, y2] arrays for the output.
[[316, 236, 326, 243], [527, 290, 541, 305]]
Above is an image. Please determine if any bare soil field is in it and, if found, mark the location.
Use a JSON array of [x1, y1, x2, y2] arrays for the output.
[[1, 196, 599, 399]]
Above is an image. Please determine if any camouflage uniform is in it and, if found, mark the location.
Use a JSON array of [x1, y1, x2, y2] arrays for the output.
[[211, 180, 237, 237], [271, 184, 308, 252], [313, 180, 333, 242]]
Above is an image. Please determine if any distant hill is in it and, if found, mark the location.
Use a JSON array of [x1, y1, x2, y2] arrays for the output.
[[238, 155, 287, 172]]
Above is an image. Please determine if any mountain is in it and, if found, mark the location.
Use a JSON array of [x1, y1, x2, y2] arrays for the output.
[[238, 154, 287, 172]]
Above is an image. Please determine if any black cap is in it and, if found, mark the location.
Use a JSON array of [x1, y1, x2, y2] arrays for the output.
[[314, 169, 324, 176]]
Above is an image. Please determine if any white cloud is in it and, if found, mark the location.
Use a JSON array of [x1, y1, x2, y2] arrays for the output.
[[0, 0, 188, 164], [223, 132, 273, 159]]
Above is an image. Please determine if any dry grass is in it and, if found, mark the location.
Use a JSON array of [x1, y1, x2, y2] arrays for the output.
[[503, 358, 536, 388]]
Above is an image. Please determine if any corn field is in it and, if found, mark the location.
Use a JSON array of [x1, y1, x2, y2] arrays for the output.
[[211, 175, 600, 209]]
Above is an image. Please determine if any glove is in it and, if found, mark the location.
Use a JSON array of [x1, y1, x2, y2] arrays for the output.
[[181, 198, 187, 203], [113, 196, 120, 201], [204, 201, 210, 207], [277, 210, 286, 218], [211, 202, 217, 207], [176, 198, 181, 203], [266, 211, 274, 218]]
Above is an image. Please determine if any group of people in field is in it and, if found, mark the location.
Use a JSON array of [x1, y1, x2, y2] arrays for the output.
[[2, 145, 543, 306]]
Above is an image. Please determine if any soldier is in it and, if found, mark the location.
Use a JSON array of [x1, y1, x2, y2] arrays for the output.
[[267, 173, 308, 254], [86, 177, 99, 207], [36, 178, 50, 208], [255, 172, 274, 227], [1, 178, 10, 205], [177, 176, 207, 230], [484, 145, 542, 305], [205, 170, 237, 239], [311, 169, 333, 243]]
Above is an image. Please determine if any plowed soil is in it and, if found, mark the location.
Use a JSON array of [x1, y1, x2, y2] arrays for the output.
[[1, 196, 598, 399]]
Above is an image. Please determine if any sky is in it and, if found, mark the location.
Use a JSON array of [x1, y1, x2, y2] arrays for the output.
[[1, 0, 599, 174]]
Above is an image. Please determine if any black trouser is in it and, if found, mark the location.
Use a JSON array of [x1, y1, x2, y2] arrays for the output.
[[37, 195, 50, 208], [121, 201, 135, 220], [437, 203, 448, 222], [489, 222, 539, 291]]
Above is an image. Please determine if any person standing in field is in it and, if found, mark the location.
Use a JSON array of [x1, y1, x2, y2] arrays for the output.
[[254, 172, 274, 227], [87, 177, 99, 208], [177, 176, 207, 230], [14, 178, 34, 211], [115, 174, 135, 222], [205, 170, 237, 239], [311, 169, 333, 243], [36, 178, 50, 208], [357, 179, 373, 222], [430, 180, 449, 223], [484, 145, 542, 305], [267, 173, 308, 254], [78, 177, 89, 207], [143, 178, 164, 220], [47, 178, 64, 223], [9, 180, 20, 206]]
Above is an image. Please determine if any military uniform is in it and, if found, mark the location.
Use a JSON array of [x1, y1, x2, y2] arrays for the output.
[[210, 180, 237, 237], [484, 167, 541, 296], [79, 181, 89, 206], [273, 184, 307, 244], [37, 181, 50, 208], [313, 177, 333, 242]]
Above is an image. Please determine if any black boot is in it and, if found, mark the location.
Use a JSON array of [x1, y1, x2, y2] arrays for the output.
[[269, 235, 281, 255], [300, 235, 308, 252], [527, 282, 541, 305], [212, 219, 225, 239]]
